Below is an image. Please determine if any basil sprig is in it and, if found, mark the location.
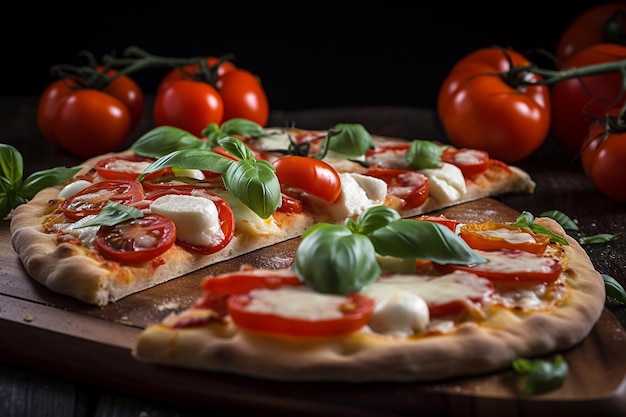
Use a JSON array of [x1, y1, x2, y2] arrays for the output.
[[0, 144, 81, 220], [131, 119, 267, 159], [405, 140, 445, 169], [512, 354, 568, 395], [292, 205, 487, 295], [508, 211, 569, 246], [77, 201, 143, 228], [323, 123, 375, 158], [136, 136, 280, 219]]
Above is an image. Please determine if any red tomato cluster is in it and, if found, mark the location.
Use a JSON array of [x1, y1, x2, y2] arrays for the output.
[[437, 3, 626, 201], [154, 57, 269, 137], [37, 68, 144, 158], [37, 55, 269, 157]]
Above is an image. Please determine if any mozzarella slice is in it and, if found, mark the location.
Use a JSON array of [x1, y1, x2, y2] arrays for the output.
[[150, 194, 224, 247], [55, 215, 99, 247], [244, 286, 347, 320], [363, 286, 430, 337], [420, 162, 467, 205], [58, 180, 92, 199]]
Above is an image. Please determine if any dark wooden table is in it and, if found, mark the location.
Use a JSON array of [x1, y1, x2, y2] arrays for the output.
[[1, 97, 625, 417]]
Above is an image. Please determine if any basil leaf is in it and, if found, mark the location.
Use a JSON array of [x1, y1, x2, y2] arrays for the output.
[[539, 210, 579, 231], [136, 149, 234, 181], [202, 119, 266, 147], [223, 158, 280, 219], [351, 204, 401, 234], [405, 140, 444, 169], [327, 123, 375, 157], [603, 274, 626, 304], [579, 233, 620, 244], [131, 126, 208, 158], [77, 201, 143, 228], [292, 225, 380, 294], [368, 219, 487, 265], [509, 211, 569, 246], [218, 136, 256, 161], [19, 167, 82, 200], [512, 354, 568, 395], [0, 144, 23, 186]]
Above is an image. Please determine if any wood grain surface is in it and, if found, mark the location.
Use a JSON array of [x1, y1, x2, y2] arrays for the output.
[[2, 197, 625, 417]]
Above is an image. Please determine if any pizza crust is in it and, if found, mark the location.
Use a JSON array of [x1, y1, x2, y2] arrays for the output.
[[132, 218, 606, 382]]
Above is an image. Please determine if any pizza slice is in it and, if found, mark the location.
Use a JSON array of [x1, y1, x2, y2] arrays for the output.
[[10, 121, 536, 306], [131, 209, 605, 382]]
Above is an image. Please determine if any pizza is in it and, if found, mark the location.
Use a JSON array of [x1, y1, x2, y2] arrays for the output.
[[131, 213, 605, 382], [9, 122, 536, 306]]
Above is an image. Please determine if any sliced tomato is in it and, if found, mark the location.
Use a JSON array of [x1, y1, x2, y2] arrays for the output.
[[272, 155, 342, 203], [364, 166, 429, 209], [276, 193, 304, 214], [201, 268, 304, 295], [94, 155, 172, 181], [459, 222, 550, 255], [147, 188, 235, 255], [95, 213, 176, 264], [435, 249, 562, 284], [414, 214, 459, 232], [228, 288, 375, 338], [60, 180, 144, 220], [441, 148, 490, 176], [424, 272, 494, 318]]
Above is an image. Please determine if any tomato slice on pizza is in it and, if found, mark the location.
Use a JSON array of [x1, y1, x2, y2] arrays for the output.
[[94, 155, 172, 181], [95, 213, 177, 264], [60, 179, 144, 220], [441, 148, 490, 176], [364, 167, 429, 209], [459, 221, 550, 254]]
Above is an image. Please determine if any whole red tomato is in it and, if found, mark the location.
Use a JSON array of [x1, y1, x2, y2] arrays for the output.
[[556, 2, 626, 64], [153, 79, 224, 137], [437, 47, 551, 163], [157, 56, 237, 94], [216, 69, 269, 127], [52, 90, 133, 158], [580, 108, 626, 202], [550, 43, 626, 154], [37, 68, 144, 156]]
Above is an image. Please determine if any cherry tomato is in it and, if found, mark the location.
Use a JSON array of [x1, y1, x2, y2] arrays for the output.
[[581, 109, 626, 201], [459, 222, 550, 255], [95, 213, 176, 264], [101, 68, 145, 128], [228, 289, 375, 337], [441, 148, 490, 176], [146, 188, 236, 254], [435, 249, 562, 284], [37, 79, 74, 145], [556, 2, 626, 64], [153, 79, 224, 137], [216, 69, 269, 126], [364, 167, 429, 209], [200, 268, 304, 295], [272, 156, 342, 203], [157, 57, 237, 94], [60, 180, 144, 220], [94, 155, 172, 182], [437, 47, 551, 163], [550, 43, 626, 154], [276, 193, 304, 214]]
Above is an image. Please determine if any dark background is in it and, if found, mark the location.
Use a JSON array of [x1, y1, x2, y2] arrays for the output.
[[1, 1, 608, 111]]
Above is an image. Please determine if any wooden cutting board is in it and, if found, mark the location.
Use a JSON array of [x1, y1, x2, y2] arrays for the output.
[[1, 198, 625, 417]]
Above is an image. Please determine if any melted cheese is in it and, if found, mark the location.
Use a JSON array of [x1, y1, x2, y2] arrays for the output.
[[420, 163, 467, 204], [363, 286, 430, 337], [245, 286, 346, 320], [480, 228, 536, 244], [149, 194, 224, 246], [58, 180, 92, 199], [475, 250, 557, 273]]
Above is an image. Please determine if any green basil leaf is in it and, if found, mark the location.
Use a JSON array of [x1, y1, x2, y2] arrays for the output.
[[77, 201, 143, 228], [0, 189, 26, 220], [19, 167, 82, 200], [369, 219, 487, 265], [579, 233, 620, 244], [603, 274, 626, 304], [539, 210, 579, 231], [512, 354, 568, 395], [405, 140, 444, 169], [351, 205, 401, 234], [131, 126, 208, 158], [327, 123, 374, 157], [202, 119, 266, 147], [509, 211, 569, 245], [0, 144, 24, 186], [223, 158, 280, 219], [292, 225, 381, 294], [218, 136, 255, 161], [136, 149, 234, 181]]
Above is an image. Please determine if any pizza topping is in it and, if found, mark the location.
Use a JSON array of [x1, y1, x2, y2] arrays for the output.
[[94, 155, 167, 181], [57, 179, 92, 199], [363, 167, 429, 210], [364, 287, 430, 337], [60, 179, 145, 220], [272, 155, 342, 203], [459, 221, 550, 254], [95, 213, 177, 264], [227, 286, 375, 337], [441, 148, 490, 176], [436, 249, 563, 284], [419, 162, 467, 205]]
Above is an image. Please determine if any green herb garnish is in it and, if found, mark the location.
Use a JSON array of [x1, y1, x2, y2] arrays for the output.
[[512, 354, 568, 395]]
